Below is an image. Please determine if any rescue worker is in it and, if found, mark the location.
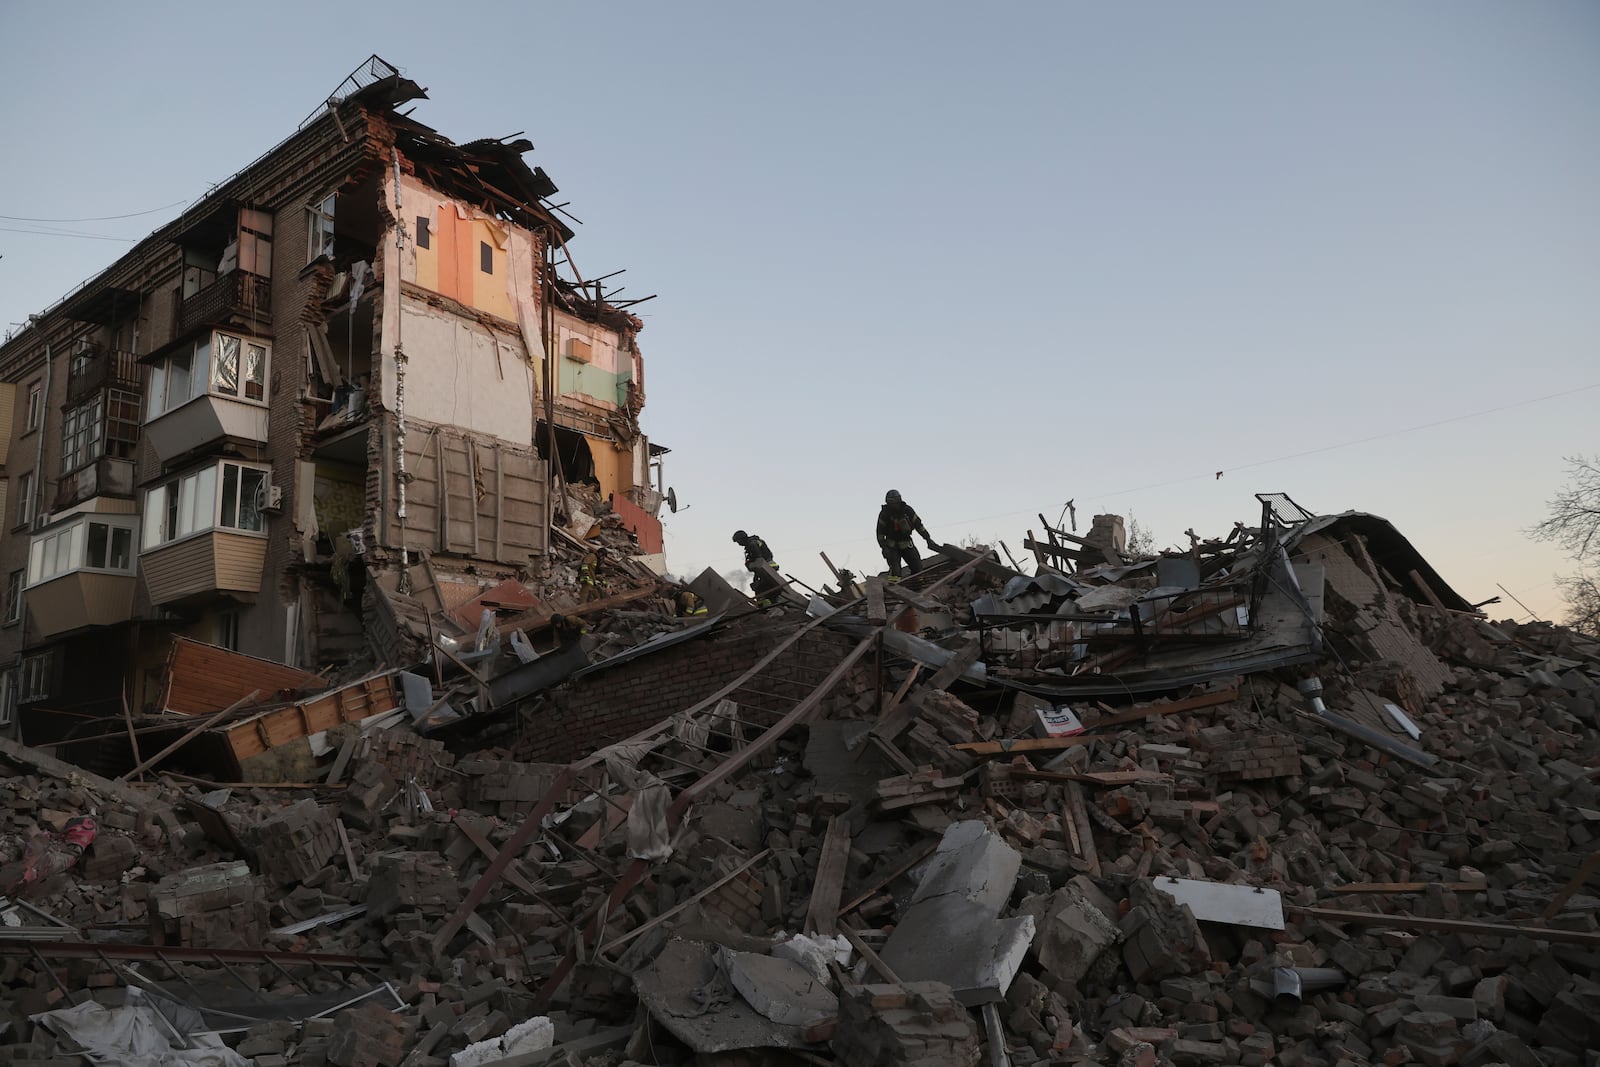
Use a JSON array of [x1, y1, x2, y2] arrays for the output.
[[550, 613, 587, 647], [675, 589, 708, 617], [732, 530, 774, 568], [876, 489, 938, 579], [578, 548, 604, 602], [732, 530, 784, 606]]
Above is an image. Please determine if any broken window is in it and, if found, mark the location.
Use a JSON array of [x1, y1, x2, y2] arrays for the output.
[[416, 216, 430, 250], [480, 241, 493, 274], [214, 333, 240, 395], [60, 396, 104, 474], [307, 193, 337, 263]]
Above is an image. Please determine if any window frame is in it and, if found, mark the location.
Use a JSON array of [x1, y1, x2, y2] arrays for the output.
[[4, 570, 22, 625], [145, 330, 270, 422], [26, 514, 140, 588], [20, 652, 51, 703], [415, 216, 430, 250], [141, 459, 272, 550], [0, 668, 15, 726], [307, 193, 336, 263], [15, 472, 33, 529], [60, 394, 106, 475], [24, 380, 42, 432], [480, 241, 493, 275]]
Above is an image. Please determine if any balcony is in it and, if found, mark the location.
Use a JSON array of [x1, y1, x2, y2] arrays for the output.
[[144, 394, 269, 465], [52, 456, 136, 513], [26, 514, 140, 638], [65, 345, 141, 407], [177, 270, 271, 338], [26, 571, 137, 638], [141, 530, 267, 608]]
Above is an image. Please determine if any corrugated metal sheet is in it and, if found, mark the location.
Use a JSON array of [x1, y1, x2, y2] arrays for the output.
[[160, 637, 322, 716]]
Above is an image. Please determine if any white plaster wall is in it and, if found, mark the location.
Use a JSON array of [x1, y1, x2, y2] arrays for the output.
[[399, 301, 534, 446]]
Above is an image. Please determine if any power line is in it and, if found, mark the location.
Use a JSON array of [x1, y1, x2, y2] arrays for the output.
[[0, 226, 138, 243], [0, 200, 189, 224]]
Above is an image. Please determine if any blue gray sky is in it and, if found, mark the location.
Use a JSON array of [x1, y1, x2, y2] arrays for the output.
[[2, 2, 1596, 619]]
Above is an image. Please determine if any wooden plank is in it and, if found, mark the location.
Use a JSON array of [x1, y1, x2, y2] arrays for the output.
[[335, 818, 360, 881], [1408, 569, 1449, 612], [160, 638, 320, 715], [1065, 781, 1099, 874], [1290, 906, 1600, 946], [925, 641, 981, 692], [1542, 848, 1600, 920], [453, 815, 543, 898], [804, 816, 852, 937], [325, 736, 358, 786], [1331, 882, 1488, 896], [865, 578, 887, 627], [600, 849, 772, 955], [882, 581, 938, 612], [119, 690, 262, 780], [839, 924, 901, 984], [841, 839, 938, 916], [953, 688, 1239, 754], [121, 689, 143, 782]]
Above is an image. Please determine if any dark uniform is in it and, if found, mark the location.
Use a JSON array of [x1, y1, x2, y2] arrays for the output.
[[877, 490, 937, 579], [732, 530, 784, 605]]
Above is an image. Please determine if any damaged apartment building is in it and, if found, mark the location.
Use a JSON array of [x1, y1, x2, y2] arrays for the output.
[[0, 57, 664, 746]]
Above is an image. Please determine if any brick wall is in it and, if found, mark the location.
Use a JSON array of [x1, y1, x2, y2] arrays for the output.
[[515, 623, 863, 764]]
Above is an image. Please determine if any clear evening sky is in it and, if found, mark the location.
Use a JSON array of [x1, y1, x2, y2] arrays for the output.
[[2, 3, 1595, 620]]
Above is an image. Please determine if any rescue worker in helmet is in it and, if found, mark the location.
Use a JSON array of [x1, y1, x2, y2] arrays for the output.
[[732, 530, 784, 605], [876, 490, 938, 579]]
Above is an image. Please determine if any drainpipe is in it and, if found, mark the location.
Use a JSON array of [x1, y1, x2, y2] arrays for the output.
[[28, 317, 51, 529]]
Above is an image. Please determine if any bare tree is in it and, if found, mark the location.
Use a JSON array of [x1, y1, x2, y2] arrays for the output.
[[1533, 455, 1600, 562], [1125, 513, 1159, 561], [1555, 572, 1600, 638], [1532, 456, 1600, 634]]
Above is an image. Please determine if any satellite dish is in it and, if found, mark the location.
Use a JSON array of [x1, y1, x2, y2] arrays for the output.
[[666, 487, 679, 514]]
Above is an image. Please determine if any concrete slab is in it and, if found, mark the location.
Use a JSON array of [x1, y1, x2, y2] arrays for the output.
[[880, 820, 1035, 1005], [722, 948, 838, 1026]]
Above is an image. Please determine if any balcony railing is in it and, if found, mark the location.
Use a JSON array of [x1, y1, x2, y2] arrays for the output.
[[177, 270, 272, 338], [64, 345, 141, 407]]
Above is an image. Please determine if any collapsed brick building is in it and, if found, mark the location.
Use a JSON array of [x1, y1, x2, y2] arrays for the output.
[[2, 484, 1599, 1066], [0, 56, 666, 746]]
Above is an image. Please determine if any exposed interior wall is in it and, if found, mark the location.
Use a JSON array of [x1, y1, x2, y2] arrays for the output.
[[553, 310, 629, 411], [396, 300, 534, 447], [383, 173, 543, 416]]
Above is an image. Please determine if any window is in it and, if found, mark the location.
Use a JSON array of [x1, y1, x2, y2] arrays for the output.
[[415, 216, 430, 250], [307, 193, 336, 262], [15, 472, 33, 528], [20, 652, 51, 702], [142, 460, 270, 548], [0, 669, 15, 726], [480, 241, 493, 274], [106, 389, 140, 458], [27, 516, 138, 587], [215, 610, 240, 652], [146, 330, 268, 420], [25, 381, 42, 432], [4, 571, 21, 624], [60, 396, 105, 474]]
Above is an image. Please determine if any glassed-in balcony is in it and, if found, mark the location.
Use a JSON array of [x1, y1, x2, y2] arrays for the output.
[[25, 515, 139, 638], [143, 330, 271, 463]]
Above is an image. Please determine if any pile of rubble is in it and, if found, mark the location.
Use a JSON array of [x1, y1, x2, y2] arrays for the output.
[[3, 497, 1600, 1067]]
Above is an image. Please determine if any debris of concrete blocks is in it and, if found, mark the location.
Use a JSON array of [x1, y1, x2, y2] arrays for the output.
[[150, 860, 268, 948], [366, 851, 463, 921], [1209, 734, 1301, 780], [326, 1000, 409, 1067], [832, 981, 982, 1067], [249, 798, 339, 884], [351, 731, 454, 790], [456, 759, 565, 819]]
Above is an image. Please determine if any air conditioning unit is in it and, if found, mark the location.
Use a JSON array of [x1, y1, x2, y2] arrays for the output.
[[259, 484, 284, 513]]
